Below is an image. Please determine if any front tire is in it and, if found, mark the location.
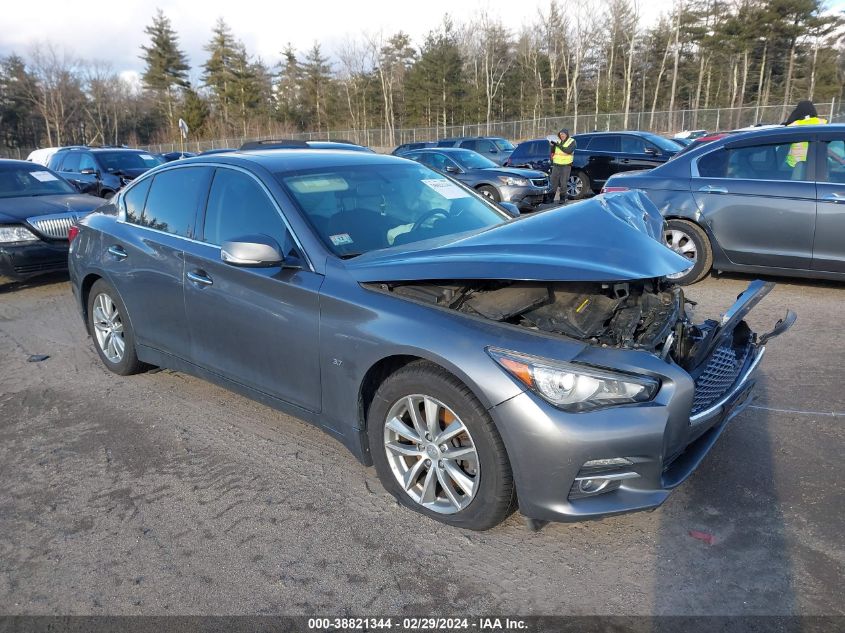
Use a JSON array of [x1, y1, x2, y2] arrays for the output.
[[477, 185, 501, 203], [664, 219, 713, 285], [367, 361, 515, 530], [87, 279, 144, 375]]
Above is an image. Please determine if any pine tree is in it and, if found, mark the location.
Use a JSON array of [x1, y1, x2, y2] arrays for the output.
[[302, 43, 333, 132], [276, 44, 303, 129], [202, 18, 238, 130], [180, 87, 209, 137], [140, 9, 190, 133]]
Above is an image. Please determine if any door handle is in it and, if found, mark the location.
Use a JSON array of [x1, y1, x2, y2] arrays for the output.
[[107, 245, 127, 260], [620, 158, 630, 163], [186, 270, 213, 286], [698, 185, 728, 194], [821, 192, 845, 202]]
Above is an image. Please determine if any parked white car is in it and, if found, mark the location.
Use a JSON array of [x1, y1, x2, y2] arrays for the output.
[[26, 147, 60, 166]]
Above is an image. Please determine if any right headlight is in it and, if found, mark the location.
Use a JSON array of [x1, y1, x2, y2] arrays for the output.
[[488, 348, 659, 412], [0, 225, 40, 244]]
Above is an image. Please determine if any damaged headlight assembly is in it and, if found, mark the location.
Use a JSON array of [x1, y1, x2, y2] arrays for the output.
[[0, 225, 40, 244], [488, 348, 659, 412]]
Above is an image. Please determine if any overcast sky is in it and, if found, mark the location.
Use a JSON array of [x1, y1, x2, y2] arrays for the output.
[[2, 0, 844, 86]]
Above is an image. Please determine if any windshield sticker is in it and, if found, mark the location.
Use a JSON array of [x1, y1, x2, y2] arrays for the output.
[[421, 178, 470, 199], [139, 154, 155, 161], [287, 175, 350, 194], [29, 171, 59, 182], [329, 233, 354, 246]]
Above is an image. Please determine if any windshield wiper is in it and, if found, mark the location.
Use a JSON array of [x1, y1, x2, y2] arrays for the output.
[[339, 252, 363, 259]]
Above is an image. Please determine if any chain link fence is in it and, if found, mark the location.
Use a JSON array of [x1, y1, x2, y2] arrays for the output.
[[4, 101, 841, 159]]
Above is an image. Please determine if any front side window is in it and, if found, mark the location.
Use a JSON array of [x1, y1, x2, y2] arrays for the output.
[[621, 136, 647, 154], [451, 150, 497, 170], [823, 140, 845, 184], [203, 168, 290, 252], [276, 162, 509, 257], [138, 167, 209, 237], [493, 138, 515, 151], [697, 141, 810, 180], [78, 153, 97, 172], [60, 153, 81, 172]]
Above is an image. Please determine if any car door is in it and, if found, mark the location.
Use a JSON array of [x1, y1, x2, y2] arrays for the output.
[[619, 135, 665, 173], [582, 135, 619, 185], [813, 134, 845, 273], [55, 153, 97, 196], [77, 152, 102, 195], [111, 165, 212, 359], [691, 134, 817, 270], [182, 166, 322, 412]]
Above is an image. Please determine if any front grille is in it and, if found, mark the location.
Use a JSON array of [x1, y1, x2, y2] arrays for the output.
[[531, 178, 549, 188], [691, 343, 750, 416], [13, 259, 66, 274], [26, 213, 76, 240]]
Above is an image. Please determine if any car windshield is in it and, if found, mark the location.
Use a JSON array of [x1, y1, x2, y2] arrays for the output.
[[276, 162, 509, 257], [493, 139, 515, 151], [642, 133, 682, 153], [96, 151, 164, 173], [0, 164, 76, 198], [452, 150, 498, 170]]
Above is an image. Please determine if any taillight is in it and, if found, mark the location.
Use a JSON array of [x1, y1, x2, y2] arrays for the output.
[[68, 225, 80, 242], [601, 186, 630, 194]]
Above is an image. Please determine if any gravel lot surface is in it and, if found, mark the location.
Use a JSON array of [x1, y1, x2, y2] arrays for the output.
[[1, 272, 842, 616]]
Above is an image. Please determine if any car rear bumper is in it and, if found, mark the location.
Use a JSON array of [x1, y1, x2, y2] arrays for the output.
[[0, 241, 69, 284], [490, 345, 765, 523]]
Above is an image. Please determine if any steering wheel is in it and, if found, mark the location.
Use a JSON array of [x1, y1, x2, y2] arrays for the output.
[[412, 208, 450, 232]]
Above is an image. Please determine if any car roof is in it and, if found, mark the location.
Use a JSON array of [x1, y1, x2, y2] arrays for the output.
[[179, 149, 406, 171], [411, 147, 480, 155], [0, 158, 45, 170]]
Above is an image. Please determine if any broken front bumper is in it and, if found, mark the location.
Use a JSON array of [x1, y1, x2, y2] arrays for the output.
[[489, 280, 794, 523]]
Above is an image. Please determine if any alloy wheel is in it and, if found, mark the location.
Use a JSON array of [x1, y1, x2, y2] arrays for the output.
[[664, 228, 697, 280], [567, 175, 582, 197], [92, 292, 125, 363], [383, 394, 480, 515]]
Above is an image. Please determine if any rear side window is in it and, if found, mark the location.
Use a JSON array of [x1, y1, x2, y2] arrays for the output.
[[697, 141, 808, 180], [138, 167, 209, 237], [123, 178, 152, 224], [203, 168, 290, 252], [587, 135, 621, 152]]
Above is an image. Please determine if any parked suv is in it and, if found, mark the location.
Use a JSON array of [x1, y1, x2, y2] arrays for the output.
[[48, 147, 164, 199], [392, 142, 436, 156], [435, 137, 515, 165], [507, 132, 680, 199]]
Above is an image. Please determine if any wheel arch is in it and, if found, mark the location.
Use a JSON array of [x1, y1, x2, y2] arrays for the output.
[[80, 273, 103, 334], [355, 352, 498, 464]]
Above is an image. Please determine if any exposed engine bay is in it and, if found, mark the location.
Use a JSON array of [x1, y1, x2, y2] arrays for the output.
[[365, 279, 765, 369]]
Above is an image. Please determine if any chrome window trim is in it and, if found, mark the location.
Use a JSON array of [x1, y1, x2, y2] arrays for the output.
[[116, 162, 314, 273]]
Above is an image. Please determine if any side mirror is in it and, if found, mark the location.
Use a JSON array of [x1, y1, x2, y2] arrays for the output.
[[445, 165, 460, 174], [221, 235, 284, 267], [498, 202, 520, 218], [489, 148, 498, 154], [80, 168, 98, 176], [644, 147, 659, 156]]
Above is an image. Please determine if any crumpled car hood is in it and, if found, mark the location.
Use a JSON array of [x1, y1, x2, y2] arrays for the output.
[[346, 190, 691, 282]]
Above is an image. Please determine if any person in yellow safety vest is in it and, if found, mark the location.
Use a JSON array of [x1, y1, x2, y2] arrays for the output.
[[784, 101, 827, 172], [549, 129, 576, 204]]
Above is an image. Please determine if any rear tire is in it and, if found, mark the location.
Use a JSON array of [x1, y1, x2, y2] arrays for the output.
[[367, 361, 516, 530], [664, 219, 713, 285], [477, 185, 501, 203], [87, 279, 144, 375]]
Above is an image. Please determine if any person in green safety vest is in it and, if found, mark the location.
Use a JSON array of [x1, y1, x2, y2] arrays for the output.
[[783, 101, 827, 178], [549, 129, 576, 204]]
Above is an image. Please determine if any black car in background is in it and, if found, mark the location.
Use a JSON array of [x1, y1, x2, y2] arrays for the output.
[[402, 148, 549, 210], [48, 147, 164, 199], [240, 139, 375, 153], [506, 131, 680, 199], [162, 151, 197, 162], [0, 160, 102, 285], [392, 142, 436, 155], [434, 137, 515, 165], [602, 124, 845, 284]]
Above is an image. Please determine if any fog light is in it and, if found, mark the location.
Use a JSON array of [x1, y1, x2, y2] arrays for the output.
[[578, 478, 610, 494]]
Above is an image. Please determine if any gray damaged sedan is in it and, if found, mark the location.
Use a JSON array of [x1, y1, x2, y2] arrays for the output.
[[69, 150, 795, 530]]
